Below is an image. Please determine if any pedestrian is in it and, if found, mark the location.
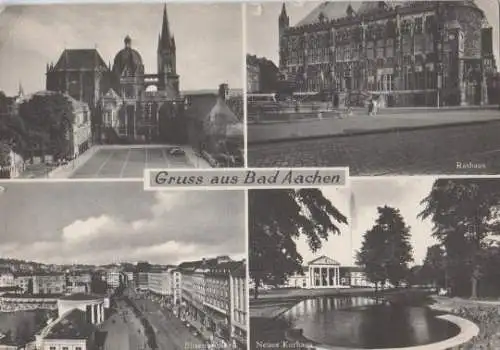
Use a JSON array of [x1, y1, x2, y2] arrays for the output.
[[368, 97, 373, 116], [372, 96, 379, 116]]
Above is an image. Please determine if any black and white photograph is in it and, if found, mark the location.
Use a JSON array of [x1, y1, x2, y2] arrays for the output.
[[246, 1, 500, 175], [0, 2, 244, 179], [249, 178, 500, 349], [0, 182, 247, 349]]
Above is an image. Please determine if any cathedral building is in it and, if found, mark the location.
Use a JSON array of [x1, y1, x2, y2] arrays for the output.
[[278, 1, 496, 107], [46, 4, 185, 143]]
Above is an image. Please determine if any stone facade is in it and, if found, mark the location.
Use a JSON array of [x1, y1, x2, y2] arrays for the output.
[[46, 5, 185, 143], [287, 255, 343, 289], [278, 1, 496, 107]]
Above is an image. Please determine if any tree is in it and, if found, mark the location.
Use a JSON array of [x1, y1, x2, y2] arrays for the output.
[[0, 141, 11, 168], [419, 179, 500, 298], [406, 265, 424, 287], [0, 91, 28, 165], [357, 206, 413, 290], [18, 92, 75, 161], [249, 189, 347, 299], [421, 244, 446, 288]]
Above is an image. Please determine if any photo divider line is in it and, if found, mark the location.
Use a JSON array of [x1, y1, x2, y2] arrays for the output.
[[244, 187, 250, 350], [242, 2, 248, 169]]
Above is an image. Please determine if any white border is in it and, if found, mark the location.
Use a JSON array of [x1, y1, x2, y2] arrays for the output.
[[0, 178, 143, 183], [242, 2, 248, 169], [244, 187, 251, 350]]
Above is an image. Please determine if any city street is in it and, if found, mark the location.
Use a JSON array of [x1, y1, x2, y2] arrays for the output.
[[248, 119, 500, 175], [69, 146, 199, 178], [100, 300, 148, 350], [127, 291, 205, 350]]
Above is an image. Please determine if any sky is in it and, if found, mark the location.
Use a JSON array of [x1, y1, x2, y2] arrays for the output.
[[247, 0, 500, 68], [294, 187, 352, 266], [0, 182, 245, 266], [350, 177, 438, 266], [0, 2, 243, 95], [294, 178, 439, 268]]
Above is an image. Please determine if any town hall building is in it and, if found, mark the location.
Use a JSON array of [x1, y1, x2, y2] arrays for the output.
[[46, 4, 185, 144], [278, 1, 497, 107]]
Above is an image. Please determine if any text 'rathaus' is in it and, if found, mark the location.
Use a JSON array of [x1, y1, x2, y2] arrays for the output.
[[278, 1, 497, 107]]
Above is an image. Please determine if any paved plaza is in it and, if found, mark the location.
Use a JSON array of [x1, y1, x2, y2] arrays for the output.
[[248, 116, 500, 175], [248, 108, 500, 143], [64, 145, 208, 179]]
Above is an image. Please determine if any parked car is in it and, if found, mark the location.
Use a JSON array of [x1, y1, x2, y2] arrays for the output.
[[169, 147, 185, 156]]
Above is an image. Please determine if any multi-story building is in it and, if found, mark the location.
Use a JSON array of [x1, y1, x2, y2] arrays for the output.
[[136, 272, 149, 291], [148, 269, 171, 299], [246, 54, 280, 93], [229, 261, 247, 349], [124, 271, 135, 287], [32, 273, 65, 295], [67, 95, 92, 158], [175, 256, 247, 348], [278, 1, 496, 107], [247, 55, 261, 93], [179, 264, 209, 330], [204, 260, 243, 349], [66, 272, 92, 294], [13, 273, 32, 294], [0, 270, 15, 288], [171, 269, 182, 306], [105, 268, 122, 289]]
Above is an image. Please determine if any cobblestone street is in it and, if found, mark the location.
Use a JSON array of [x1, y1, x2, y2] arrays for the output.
[[248, 121, 500, 175]]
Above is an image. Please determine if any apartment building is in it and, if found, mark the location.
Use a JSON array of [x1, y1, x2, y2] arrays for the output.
[[0, 270, 14, 288], [148, 269, 171, 298], [32, 273, 65, 295]]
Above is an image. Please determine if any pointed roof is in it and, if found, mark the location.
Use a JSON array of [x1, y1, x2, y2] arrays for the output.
[[308, 255, 340, 266], [204, 97, 239, 135], [160, 3, 173, 50], [103, 88, 120, 100], [17, 82, 24, 97], [296, 2, 363, 26], [53, 49, 108, 71], [279, 2, 288, 19]]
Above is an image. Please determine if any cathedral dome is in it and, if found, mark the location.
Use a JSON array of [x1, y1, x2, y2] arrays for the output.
[[112, 35, 143, 76]]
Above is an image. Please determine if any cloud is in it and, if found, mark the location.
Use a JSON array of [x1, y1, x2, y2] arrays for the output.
[[0, 189, 245, 265], [62, 215, 121, 243], [0, 3, 243, 95], [351, 178, 438, 266]]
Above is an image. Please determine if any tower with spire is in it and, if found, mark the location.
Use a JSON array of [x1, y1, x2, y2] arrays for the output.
[[278, 3, 290, 73], [157, 4, 179, 96]]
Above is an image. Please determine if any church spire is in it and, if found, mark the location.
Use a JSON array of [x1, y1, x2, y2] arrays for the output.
[[160, 3, 173, 50], [280, 2, 288, 19], [18, 82, 24, 97]]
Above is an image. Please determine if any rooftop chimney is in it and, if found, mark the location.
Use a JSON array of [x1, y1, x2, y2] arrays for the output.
[[218, 83, 229, 101]]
